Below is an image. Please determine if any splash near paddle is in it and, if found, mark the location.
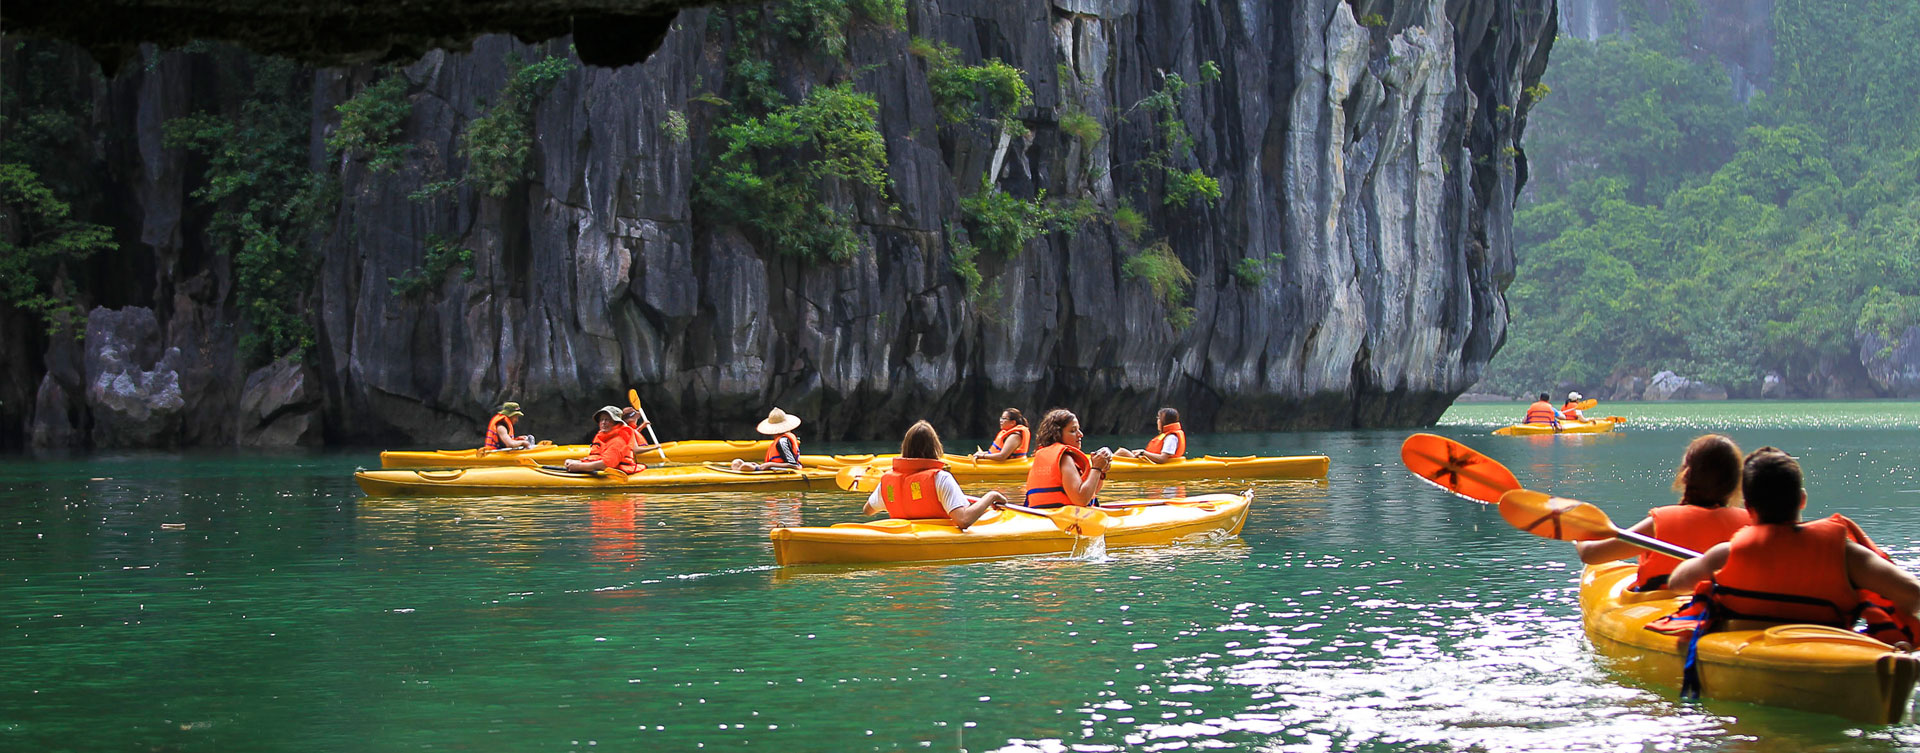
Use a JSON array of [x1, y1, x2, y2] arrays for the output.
[[1399, 433, 1520, 504]]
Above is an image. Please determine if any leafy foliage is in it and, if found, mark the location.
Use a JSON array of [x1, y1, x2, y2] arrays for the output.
[[661, 110, 690, 144], [327, 73, 412, 171], [959, 189, 1087, 258], [1112, 205, 1147, 242], [389, 235, 476, 297], [462, 54, 575, 197], [1232, 252, 1286, 287], [910, 38, 1032, 130], [0, 163, 115, 336], [1122, 241, 1196, 329], [1059, 109, 1102, 150], [1129, 71, 1221, 208]]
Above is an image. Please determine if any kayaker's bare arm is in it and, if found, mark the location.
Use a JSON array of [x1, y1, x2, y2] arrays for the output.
[[1847, 542, 1920, 621], [974, 444, 1016, 461], [1576, 516, 1655, 564], [1666, 542, 1731, 592], [950, 490, 1004, 529], [1063, 450, 1110, 506]]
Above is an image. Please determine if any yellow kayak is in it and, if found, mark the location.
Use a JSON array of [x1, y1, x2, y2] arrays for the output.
[[835, 453, 1329, 486], [1492, 418, 1621, 436], [355, 463, 838, 496], [379, 439, 774, 469], [1580, 561, 1918, 723], [770, 491, 1253, 565]]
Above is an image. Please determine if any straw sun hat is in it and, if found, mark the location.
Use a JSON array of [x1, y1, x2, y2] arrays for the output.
[[756, 407, 802, 435]]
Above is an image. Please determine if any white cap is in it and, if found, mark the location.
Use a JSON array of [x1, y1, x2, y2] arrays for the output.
[[1568, 391, 1583, 401]]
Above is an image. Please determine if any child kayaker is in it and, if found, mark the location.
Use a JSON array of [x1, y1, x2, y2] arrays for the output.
[[565, 406, 643, 474], [1023, 409, 1110, 508], [971, 408, 1031, 461], [731, 408, 803, 472], [864, 420, 1005, 529], [1575, 434, 1749, 591], [1112, 407, 1186, 464]]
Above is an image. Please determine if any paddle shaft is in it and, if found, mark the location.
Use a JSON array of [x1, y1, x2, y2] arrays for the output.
[[628, 389, 669, 462], [1617, 529, 1704, 561]]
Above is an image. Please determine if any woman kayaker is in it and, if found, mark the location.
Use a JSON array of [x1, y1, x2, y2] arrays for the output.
[[1669, 447, 1920, 633], [731, 407, 803, 472], [1575, 434, 1748, 591], [565, 406, 643, 474], [1560, 392, 1587, 421], [864, 420, 1005, 528], [972, 408, 1031, 461], [483, 401, 535, 451], [1113, 407, 1186, 464], [1023, 409, 1111, 508]]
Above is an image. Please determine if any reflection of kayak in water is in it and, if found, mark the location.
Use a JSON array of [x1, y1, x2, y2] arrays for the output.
[[1580, 560, 1918, 724], [769, 492, 1252, 566], [1492, 417, 1624, 436], [355, 463, 838, 496], [378, 439, 774, 468]]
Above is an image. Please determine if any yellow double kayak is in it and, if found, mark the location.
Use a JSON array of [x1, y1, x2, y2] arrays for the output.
[[1492, 418, 1621, 436], [770, 491, 1253, 565], [379, 439, 774, 469], [355, 463, 838, 496], [834, 453, 1329, 486], [1580, 561, 1918, 723]]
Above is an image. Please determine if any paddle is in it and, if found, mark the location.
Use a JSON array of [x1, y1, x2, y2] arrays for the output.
[[1399, 433, 1699, 560], [1498, 489, 1703, 560], [835, 464, 880, 493], [1575, 398, 1598, 411], [628, 388, 669, 462]]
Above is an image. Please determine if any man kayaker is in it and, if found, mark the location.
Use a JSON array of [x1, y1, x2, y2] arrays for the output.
[[864, 420, 1005, 529], [483, 401, 535, 451], [731, 408, 803, 472], [1561, 392, 1587, 421], [972, 408, 1031, 461], [1024, 409, 1111, 508], [1112, 408, 1186, 464], [1574, 434, 1749, 591], [1522, 393, 1560, 428], [565, 406, 643, 474], [1667, 447, 1920, 631]]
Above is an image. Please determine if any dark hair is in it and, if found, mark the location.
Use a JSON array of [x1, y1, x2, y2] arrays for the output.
[[1035, 409, 1077, 447], [1671, 434, 1742, 508], [1000, 408, 1028, 427], [1742, 447, 1803, 524], [1158, 407, 1180, 425], [1538, 393, 1551, 402], [900, 420, 943, 459]]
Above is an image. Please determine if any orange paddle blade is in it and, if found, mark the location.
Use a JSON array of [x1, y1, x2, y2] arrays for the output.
[[1496, 489, 1618, 542], [1400, 433, 1521, 504]]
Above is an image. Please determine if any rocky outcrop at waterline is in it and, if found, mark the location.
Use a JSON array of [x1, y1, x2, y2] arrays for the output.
[[1, 0, 1557, 449]]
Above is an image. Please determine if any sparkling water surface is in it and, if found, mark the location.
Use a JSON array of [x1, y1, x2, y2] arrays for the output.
[[6, 401, 1920, 752]]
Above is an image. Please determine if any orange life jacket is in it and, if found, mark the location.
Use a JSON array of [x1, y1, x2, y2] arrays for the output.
[[1813, 514, 1920, 646], [879, 458, 951, 520], [1632, 504, 1749, 591], [587, 427, 640, 473], [1560, 403, 1583, 420], [622, 424, 648, 460], [1711, 521, 1859, 627], [1523, 401, 1559, 425], [1025, 443, 1092, 508], [483, 414, 516, 450], [1146, 423, 1187, 458], [764, 433, 801, 465], [990, 425, 1030, 458]]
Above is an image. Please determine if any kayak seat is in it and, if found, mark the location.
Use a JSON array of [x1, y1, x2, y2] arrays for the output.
[[416, 469, 466, 480]]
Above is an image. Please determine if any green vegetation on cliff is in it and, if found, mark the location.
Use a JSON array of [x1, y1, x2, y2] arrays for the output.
[[1486, 0, 1920, 396]]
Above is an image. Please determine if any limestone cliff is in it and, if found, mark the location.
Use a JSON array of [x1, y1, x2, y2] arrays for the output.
[[2, 0, 1555, 448]]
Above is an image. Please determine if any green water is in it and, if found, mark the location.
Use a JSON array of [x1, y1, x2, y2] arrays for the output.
[[6, 401, 1920, 752]]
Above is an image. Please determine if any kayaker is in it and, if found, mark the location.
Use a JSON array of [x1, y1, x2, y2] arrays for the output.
[[483, 401, 535, 451], [1522, 393, 1559, 428], [1112, 407, 1186, 464], [1667, 448, 1920, 631], [564, 406, 644, 474], [1575, 434, 1749, 591], [972, 408, 1031, 461], [864, 420, 1005, 528], [731, 407, 803, 472], [621, 407, 658, 464], [1560, 392, 1586, 421], [1023, 409, 1111, 508]]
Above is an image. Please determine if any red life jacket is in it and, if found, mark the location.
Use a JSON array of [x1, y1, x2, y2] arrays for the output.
[[586, 427, 640, 473], [990, 425, 1030, 458], [1523, 401, 1559, 425], [1146, 422, 1186, 458], [763, 433, 801, 464], [1711, 521, 1859, 627], [1632, 504, 1749, 590], [879, 458, 951, 520], [483, 414, 515, 450], [1025, 443, 1091, 508]]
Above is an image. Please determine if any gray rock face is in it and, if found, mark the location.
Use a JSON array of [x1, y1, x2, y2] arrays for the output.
[[1860, 327, 1920, 398], [7, 0, 1556, 447], [238, 359, 324, 446], [81, 307, 188, 447], [1643, 370, 1728, 401]]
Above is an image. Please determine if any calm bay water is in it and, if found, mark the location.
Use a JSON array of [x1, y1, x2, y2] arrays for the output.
[[5, 401, 1920, 752]]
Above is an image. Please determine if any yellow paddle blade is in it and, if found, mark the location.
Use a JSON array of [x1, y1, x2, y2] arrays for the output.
[[1496, 489, 1618, 542], [1400, 433, 1522, 504], [627, 388, 642, 411], [1051, 505, 1108, 536], [1576, 398, 1598, 411], [835, 464, 880, 492]]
